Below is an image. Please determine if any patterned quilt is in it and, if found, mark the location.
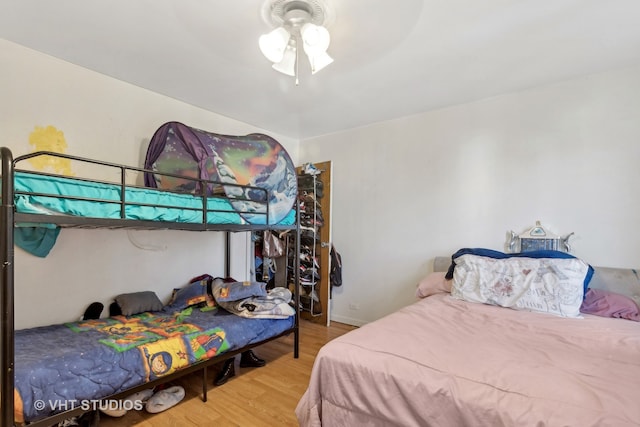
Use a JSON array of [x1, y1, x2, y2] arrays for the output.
[[14, 308, 293, 423]]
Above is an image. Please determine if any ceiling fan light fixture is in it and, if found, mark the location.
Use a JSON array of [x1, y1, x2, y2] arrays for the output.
[[259, 27, 291, 63], [308, 50, 333, 74], [272, 42, 297, 76], [259, 0, 334, 81], [301, 23, 330, 55]]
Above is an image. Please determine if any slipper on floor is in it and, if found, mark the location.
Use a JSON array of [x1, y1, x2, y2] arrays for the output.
[[145, 386, 186, 414], [123, 388, 153, 410], [99, 388, 154, 417], [99, 407, 127, 418]]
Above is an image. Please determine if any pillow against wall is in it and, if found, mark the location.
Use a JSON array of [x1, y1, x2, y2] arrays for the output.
[[446, 248, 594, 298], [451, 253, 590, 318], [416, 272, 452, 299], [580, 288, 640, 321], [164, 275, 216, 312], [588, 267, 640, 307], [433, 256, 452, 273], [211, 278, 267, 303], [114, 291, 164, 316]]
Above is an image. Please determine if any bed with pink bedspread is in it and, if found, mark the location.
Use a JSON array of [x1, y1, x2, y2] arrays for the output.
[[296, 250, 640, 426]]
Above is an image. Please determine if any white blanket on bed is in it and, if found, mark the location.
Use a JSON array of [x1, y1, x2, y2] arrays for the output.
[[217, 287, 295, 319]]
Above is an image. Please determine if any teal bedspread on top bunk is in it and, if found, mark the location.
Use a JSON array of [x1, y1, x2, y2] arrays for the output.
[[12, 172, 295, 257], [14, 172, 243, 224]]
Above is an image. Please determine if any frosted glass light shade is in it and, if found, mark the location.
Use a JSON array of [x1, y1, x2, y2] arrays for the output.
[[300, 23, 330, 55], [259, 27, 291, 63], [272, 44, 296, 76], [307, 50, 333, 74]]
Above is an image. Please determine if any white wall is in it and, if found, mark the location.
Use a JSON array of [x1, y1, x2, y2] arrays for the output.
[[0, 39, 299, 329], [299, 65, 640, 326], [4, 37, 639, 330]]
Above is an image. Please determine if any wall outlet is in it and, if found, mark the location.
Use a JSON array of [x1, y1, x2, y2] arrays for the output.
[[348, 303, 360, 311]]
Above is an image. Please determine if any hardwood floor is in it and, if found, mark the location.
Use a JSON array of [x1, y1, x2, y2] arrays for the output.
[[99, 320, 357, 426]]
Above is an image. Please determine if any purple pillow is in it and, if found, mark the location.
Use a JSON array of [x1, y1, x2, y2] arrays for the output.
[[580, 289, 640, 321]]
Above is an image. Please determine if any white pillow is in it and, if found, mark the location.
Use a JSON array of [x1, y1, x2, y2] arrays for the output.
[[451, 254, 589, 318]]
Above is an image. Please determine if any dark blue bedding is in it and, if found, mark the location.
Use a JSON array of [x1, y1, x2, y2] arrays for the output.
[[14, 308, 294, 423]]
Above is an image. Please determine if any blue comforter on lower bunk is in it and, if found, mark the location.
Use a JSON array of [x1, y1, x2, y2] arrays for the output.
[[14, 308, 294, 423]]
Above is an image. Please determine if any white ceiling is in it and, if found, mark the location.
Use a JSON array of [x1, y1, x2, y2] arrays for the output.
[[2, 0, 640, 140]]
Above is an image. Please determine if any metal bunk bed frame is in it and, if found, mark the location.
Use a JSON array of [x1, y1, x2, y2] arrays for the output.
[[0, 147, 300, 427]]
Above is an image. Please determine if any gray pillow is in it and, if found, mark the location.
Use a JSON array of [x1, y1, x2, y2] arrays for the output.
[[433, 256, 451, 273], [114, 291, 163, 316], [589, 267, 640, 306]]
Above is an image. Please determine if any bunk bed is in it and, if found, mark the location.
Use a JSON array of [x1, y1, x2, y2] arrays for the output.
[[0, 147, 300, 427]]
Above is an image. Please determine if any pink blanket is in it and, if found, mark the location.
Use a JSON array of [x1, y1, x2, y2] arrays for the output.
[[296, 294, 640, 426]]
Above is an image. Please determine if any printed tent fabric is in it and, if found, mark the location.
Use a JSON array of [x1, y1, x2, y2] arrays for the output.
[[144, 121, 298, 225]]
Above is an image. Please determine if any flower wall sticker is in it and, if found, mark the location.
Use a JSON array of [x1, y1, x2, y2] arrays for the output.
[[28, 125, 74, 176]]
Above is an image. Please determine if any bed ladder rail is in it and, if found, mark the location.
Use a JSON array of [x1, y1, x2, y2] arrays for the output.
[[1, 147, 16, 427]]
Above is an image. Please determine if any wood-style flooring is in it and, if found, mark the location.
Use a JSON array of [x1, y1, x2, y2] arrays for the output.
[[99, 320, 357, 426]]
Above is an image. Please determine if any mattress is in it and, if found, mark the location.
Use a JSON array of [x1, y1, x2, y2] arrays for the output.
[[13, 171, 296, 226], [296, 293, 640, 427], [15, 308, 294, 423]]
